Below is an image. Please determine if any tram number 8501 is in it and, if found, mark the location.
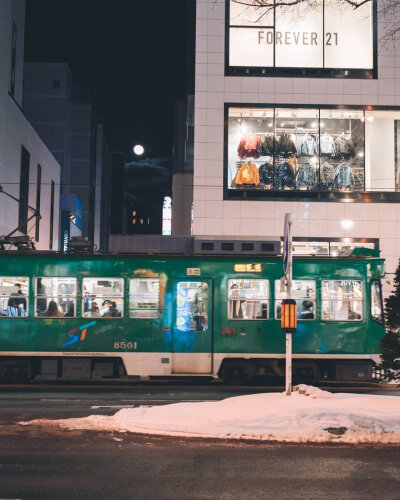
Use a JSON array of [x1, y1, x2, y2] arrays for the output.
[[114, 341, 137, 350]]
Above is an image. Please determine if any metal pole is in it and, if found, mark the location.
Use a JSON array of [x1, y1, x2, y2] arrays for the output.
[[285, 213, 293, 396]]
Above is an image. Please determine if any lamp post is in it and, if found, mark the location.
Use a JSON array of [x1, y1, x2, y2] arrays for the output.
[[282, 213, 296, 395]]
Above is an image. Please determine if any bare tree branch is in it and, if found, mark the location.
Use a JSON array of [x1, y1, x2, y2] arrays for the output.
[[230, 0, 400, 47], [231, 0, 372, 9]]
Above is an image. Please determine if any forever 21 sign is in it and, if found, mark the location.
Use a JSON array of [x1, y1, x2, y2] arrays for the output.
[[228, 0, 374, 72]]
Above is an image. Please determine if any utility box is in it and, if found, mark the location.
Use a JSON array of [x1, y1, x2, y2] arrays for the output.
[[335, 360, 372, 381], [62, 358, 91, 380], [40, 359, 58, 380], [93, 361, 114, 378]]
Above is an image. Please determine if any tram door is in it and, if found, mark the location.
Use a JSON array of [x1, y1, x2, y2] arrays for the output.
[[171, 278, 213, 374]]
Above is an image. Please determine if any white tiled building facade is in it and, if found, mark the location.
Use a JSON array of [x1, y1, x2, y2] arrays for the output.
[[193, 0, 400, 292], [0, 0, 60, 250]]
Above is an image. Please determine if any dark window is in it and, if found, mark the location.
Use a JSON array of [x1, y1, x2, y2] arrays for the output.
[[52, 80, 60, 88], [221, 242, 234, 251], [19, 146, 30, 234], [35, 165, 41, 242], [49, 180, 55, 250], [262, 243, 274, 252], [201, 242, 214, 251], [9, 22, 16, 96], [241, 243, 254, 251]]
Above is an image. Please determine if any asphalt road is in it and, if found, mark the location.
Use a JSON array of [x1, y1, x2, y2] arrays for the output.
[[0, 384, 400, 500], [1, 429, 400, 500]]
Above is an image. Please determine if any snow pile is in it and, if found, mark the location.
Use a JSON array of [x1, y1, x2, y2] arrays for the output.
[[20, 386, 400, 444]]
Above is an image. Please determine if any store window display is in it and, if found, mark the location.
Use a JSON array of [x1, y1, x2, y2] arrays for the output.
[[227, 106, 400, 195]]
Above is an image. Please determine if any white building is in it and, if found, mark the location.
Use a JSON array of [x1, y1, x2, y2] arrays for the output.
[[193, 0, 400, 293], [0, 0, 60, 250]]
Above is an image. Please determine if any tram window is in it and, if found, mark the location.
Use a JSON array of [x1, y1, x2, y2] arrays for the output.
[[0, 277, 28, 317], [35, 277, 76, 318], [129, 278, 159, 318], [322, 280, 363, 321], [274, 280, 316, 320], [82, 278, 123, 318], [228, 279, 269, 320], [371, 280, 384, 324], [176, 282, 208, 331]]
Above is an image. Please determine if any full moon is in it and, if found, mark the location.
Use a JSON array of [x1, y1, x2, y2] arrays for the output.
[[133, 144, 144, 155]]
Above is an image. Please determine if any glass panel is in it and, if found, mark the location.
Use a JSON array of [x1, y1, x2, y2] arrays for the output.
[[275, 1, 323, 68], [322, 280, 363, 321], [371, 280, 383, 323], [82, 278, 123, 319], [176, 282, 208, 331], [319, 109, 364, 191], [228, 106, 274, 191], [228, 279, 269, 320], [366, 110, 399, 191], [324, 0, 373, 70], [275, 280, 316, 320], [275, 108, 319, 191], [226, 106, 400, 194], [330, 241, 374, 257], [291, 241, 329, 256], [129, 278, 160, 318], [0, 277, 28, 317], [35, 277, 76, 318]]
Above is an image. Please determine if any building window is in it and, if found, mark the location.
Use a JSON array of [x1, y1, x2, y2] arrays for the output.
[[35, 277, 76, 318], [228, 279, 269, 320], [0, 277, 28, 318], [19, 146, 30, 234], [49, 180, 55, 249], [176, 282, 208, 331], [322, 280, 363, 321], [226, 0, 375, 78], [226, 105, 400, 198], [274, 280, 316, 320], [35, 165, 41, 242], [82, 278, 124, 318], [9, 22, 17, 96], [129, 278, 160, 318]]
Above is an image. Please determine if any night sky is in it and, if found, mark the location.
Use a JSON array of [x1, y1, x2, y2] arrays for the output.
[[24, 0, 189, 160]]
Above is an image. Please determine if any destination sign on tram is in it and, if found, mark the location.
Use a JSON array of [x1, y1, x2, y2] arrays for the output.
[[233, 263, 263, 273]]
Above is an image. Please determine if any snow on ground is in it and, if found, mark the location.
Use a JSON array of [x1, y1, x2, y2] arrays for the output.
[[19, 385, 400, 444]]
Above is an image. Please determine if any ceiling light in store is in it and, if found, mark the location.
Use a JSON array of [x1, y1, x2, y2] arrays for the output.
[[241, 124, 248, 132], [367, 116, 374, 122], [321, 122, 325, 128], [291, 134, 296, 141], [268, 122, 273, 127], [358, 152, 364, 157], [341, 219, 354, 230], [281, 123, 285, 127], [311, 122, 317, 127], [331, 250, 338, 257]]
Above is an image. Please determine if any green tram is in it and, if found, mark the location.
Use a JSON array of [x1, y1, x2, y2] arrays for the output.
[[0, 248, 385, 382]]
